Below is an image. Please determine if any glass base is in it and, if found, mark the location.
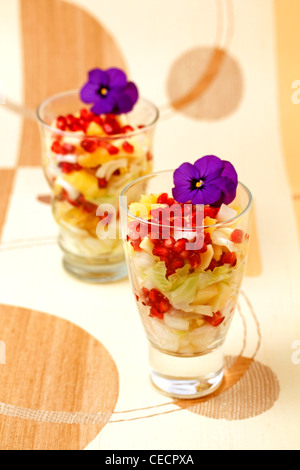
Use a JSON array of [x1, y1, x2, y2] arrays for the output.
[[148, 344, 224, 399], [62, 254, 127, 283]]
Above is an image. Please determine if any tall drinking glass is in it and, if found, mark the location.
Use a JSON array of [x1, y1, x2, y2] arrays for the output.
[[120, 170, 252, 398], [37, 91, 159, 282]]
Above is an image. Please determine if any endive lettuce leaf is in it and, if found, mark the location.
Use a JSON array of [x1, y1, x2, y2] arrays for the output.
[[145, 261, 232, 309]]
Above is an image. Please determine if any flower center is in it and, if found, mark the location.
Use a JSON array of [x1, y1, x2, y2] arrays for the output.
[[195, 180, 203, 188], [100, 87, 108, 96]]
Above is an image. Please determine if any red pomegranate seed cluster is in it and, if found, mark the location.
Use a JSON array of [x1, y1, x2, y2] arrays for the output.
[[204, 310, 225, 327], [127, 193, 244, 275], [55, 108, 134, 135], [151, 235, 209, 277], [58, 190, 98, 214], [58, 162, 82, 174], [140, 287, 171, 319], [52, 109, 137, 158]]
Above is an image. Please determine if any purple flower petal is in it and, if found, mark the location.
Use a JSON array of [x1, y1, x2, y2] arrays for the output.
[[88, 69, 109, 87], [172, 185, 194, 203], [80, 83, 99, 103], [194, 155, 223, 181], [172, 155, 238, 207], [192, 183, 222, 205], [173, 162, 199, 186], [80, 67, 139, 115], [124, 82, 139, 104], [106, 68, 127, 88], [221, 160, 238, 186], [217, 177, 237, 205], [90, 94, 116, 114]]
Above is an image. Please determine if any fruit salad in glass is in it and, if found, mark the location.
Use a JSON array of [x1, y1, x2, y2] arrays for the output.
[[120, 156, 252, 398], [37, 68, 159, 281]]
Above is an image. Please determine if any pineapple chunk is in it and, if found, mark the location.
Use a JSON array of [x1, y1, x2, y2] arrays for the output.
[[191, 283, 218, 305], [61, 206, 99, 236], [213, 245, 223, 261], [62, 170, 106, 201], [78, 148, 112, 168], [86, 121, 105, 136], [129, 201, 166, 219], [139, 237, 154, 255], [208, 282, 232, 312], [204, 216, 217, 233], [129, 202, 149, 219], [140, 193, 159, 205]]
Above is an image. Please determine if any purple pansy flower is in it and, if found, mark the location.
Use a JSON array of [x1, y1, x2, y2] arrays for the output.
[[80, 67, 139, 115], [172, 155, 238, 206]]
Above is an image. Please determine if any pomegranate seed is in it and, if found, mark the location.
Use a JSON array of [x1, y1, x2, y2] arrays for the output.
[[208, 259, 219, 271], [141, 287, 149, 298], [51, 140, 63, 154], [78, 118, 88, 131], [130, 238, 142, 251], [146, 151, 153, 161], [204, 232, 212, 245], [198, 242, 208, 253], [157, 193, 168, 204], [230, 229, 244, 244], [221, 251, 237, 266], [69, 121, 82, 132], [171, 258, 185, 271], [205, 311, 225, 327], [166, 197, 175, 206], [204, 206, 219, 218], [157, 300, 170, 314], [56, 116, 67, 130], [179, 249, 190, 259], [164, 237, 175, 249], [122, 141, 134, 153], [150, 307, 164, 320], [153, 245, 169, 258], [148, 289, 159, 303], [121, 125, 134, 133], [62, 143, 75, 154], [93, 115, 104, 125], [81, 139, 98, 153], [188, 252, 200, 269], [98, 178, 108, 188], [59, 162, 73, 174], [106, 143, 119, 155], [66, 114, 75, 126], [149, 237, 160, 245], [103, 122, 114, 134], [173, 238, 187, 253], [80, 108, 94, 121]]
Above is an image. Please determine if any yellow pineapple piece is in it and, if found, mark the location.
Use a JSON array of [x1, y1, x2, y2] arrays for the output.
[[204, 216, 217, 233], [140, 193, 159, 205], [207, 282, 233, 312], [129, 202, 149, 219], [86, 121, 105, 136], [62, 205, 99, 237], [77, 148, 112, 168], [213, 245, 223, 261], [62, 170, 106, 201]]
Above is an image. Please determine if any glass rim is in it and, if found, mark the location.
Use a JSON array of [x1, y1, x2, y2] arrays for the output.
[[120, 169, 253, 230], [36, 89, 160, 140]]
